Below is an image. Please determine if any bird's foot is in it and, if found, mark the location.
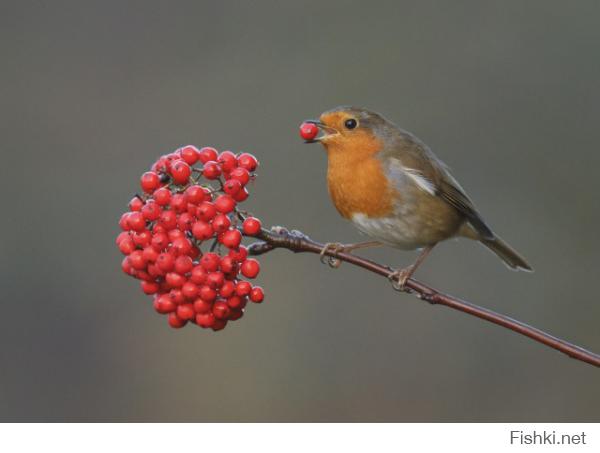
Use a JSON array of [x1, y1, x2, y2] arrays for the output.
[[388, 266, 414, 292], [319, 242, 346, 268]]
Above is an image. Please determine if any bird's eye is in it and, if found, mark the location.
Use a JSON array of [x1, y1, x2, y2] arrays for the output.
[[344, 118, 357, 130]]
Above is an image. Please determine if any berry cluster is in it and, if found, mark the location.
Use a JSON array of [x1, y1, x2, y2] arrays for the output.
[[116, 145, 264, 331]]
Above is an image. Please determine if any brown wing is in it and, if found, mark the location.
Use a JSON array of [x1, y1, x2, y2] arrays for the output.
[[436, 174, 494, 239], [380, 129, 495, 240]]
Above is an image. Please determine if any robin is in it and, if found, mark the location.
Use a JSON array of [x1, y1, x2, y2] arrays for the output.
[[303, 106, 532, 288]]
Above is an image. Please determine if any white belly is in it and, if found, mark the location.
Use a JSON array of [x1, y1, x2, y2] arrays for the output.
[[351, 213, 427, 250]]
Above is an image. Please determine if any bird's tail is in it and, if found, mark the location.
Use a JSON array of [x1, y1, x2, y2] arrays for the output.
[[480, 236, 533, 272]]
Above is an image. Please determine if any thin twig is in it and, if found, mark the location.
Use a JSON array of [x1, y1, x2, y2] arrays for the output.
[[247, 227, 600, 368]]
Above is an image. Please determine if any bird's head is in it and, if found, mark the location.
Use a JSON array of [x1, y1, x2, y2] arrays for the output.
[[304, 106, 394, 158]]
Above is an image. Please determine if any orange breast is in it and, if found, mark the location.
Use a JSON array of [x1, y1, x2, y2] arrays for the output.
[[325, 133, 396, 219]]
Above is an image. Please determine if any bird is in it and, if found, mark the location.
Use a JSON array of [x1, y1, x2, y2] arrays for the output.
[[303, 106, 532, 288]]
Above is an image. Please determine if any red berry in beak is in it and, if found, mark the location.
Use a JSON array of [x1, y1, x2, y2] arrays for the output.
[[299, 122, 319, 141]]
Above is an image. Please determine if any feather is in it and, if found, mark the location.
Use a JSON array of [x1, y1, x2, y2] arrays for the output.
[[402, 168, 437, 196], [378, 131, 495, 240]]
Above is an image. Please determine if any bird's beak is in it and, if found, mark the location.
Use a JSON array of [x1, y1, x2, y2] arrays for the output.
[[303, 120, 339, 144]]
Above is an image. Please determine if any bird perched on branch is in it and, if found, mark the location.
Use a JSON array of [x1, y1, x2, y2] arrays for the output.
[[303, 106, 532, 288]]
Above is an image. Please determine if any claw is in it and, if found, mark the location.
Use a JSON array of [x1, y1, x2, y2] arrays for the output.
[[387, 245, 435, 291], [319, 242, 345, 268], [388, 267, 413, 292]]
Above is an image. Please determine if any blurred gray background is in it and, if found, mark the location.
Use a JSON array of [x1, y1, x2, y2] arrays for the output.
[[1, 0, 599, 422]]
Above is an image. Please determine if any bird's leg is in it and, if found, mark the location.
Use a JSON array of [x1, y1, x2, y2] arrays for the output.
[[388, 244, 435, 291], [319, 241, 382, 268]]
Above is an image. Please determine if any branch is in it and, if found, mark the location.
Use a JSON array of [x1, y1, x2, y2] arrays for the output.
[[248, 227, 600, 368]]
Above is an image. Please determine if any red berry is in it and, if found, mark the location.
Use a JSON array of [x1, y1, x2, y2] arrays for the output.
[[226, 295, 245, 309], [228, 309, 244, 321], [151, 233, 169, 251], [219, 280, 236, 297], [129, 196, 144, 211], [147, 263, 163, 278], [159, 210, 177, 230], [132, 230, 152, 247], [177, 303, 195, 320], [218, 151, 238, 172], [166, 272, 186, 288], [212, 301, 231, 320], [214, 195, 236, 213], [152, 157, 167, 173], [127, 212, 146, 232], [168, 312, 187, 328], [174, 255, 193, 274], [184, 185, 206, 204], [198, 147, 218, 164], [300, 122, 319, 141], [187, 202, 199, 217], [190, 265, 207, 285], [171, 237, 192, 255], [179, 145, 200, 165], [177, 212, 193, 231], [169, 288, 186, 305], [228, 246, 248, 262], [119, 213, 132, 231], [229, 167, 250, 185], [168, 228, 185, 241], [118, 236, 136, 255], [116, 231, 130, 245], [199, 285, 217, 302], [211, 214, 231, 233], [193, 298, 213, 314], [232, 187, 249, 202], [181, 281, 199, 299], [206, 271, 225, 289], [235, 280, 252, 297], [242, 217, 261, 236], [197, 201, 217, 221], [195, 312, 215, 328], [152, 224, 167, 234], [141, 202, 161, 221], [128, 250, 147, 270], [211, 319, 228, 331], [165, 152, 181, 163], [134, 270, 152, 281], [192, 221, 213, 241], [219, 256, 237, 275], [189, 246, 201, 260], [249, 286, 264, 303], [155, 294, 176, 314], [170, 160, 191, 184], [223, 179, 242, 195], [237, 153, 258, 172], [221, 229, 242, 249], [153, 187, 171, 206], [170, 194, 188, 213], [200, 252, 220, 272], [121, 256, 135, 276], [141, 280, 160, 295], [202, 161, 221, 179], [142, 246, 159, 263], [141, 171, 161, 193], [240, 259, 260, 278]]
